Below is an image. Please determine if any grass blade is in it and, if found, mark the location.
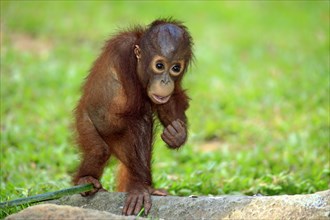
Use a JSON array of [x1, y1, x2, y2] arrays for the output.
[[0, 184, 93, 209]]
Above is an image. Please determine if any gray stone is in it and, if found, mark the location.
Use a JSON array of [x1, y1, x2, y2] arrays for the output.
[[6, 190, 330, 220], [5, 204, 141, 220]]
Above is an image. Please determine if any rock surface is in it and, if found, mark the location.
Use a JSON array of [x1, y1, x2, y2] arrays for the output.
[[6, 190, 330, 220], [5, 204, 140, 220]]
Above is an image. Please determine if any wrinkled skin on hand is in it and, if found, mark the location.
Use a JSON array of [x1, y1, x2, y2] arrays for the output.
[[161, 119, 187, 149], [123, 187, 167, 216], [76, 176, 107, 196]]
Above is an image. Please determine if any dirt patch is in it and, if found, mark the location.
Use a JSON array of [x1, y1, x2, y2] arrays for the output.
[[3, 32, 53, 57], [199, 139, 224, 152]]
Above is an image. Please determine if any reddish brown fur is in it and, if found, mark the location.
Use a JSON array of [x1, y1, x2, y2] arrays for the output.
[[73, 18, 193, 215]]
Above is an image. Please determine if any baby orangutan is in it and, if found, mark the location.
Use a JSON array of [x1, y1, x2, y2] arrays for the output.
[[73, 18, 193, 216]]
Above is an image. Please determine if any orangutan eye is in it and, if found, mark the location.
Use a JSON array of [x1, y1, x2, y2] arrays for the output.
[[156, 62, 165, 70], [172, 64, 181, 73]]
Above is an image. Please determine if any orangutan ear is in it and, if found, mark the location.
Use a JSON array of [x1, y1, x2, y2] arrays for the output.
[[134, 45, 141, 59]]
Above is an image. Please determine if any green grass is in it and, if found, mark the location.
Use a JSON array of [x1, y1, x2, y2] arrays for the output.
[[1, 1, 329, 218]]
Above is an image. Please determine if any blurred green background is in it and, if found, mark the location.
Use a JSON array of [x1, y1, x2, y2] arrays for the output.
[[0, 0, 329, 216]]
